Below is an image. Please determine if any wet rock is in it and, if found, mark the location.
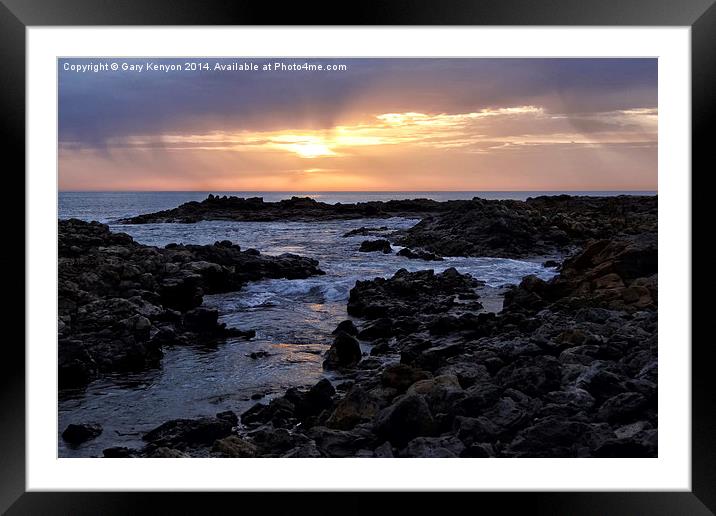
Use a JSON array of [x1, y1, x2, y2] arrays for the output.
[[359, 239, 392, 253], [343, 226, 389, 237], [241, 398, 296, 428], [333, 319, 358, 336], [61, 423, 103, 445], [103, 446, 137, 458], [397, 248, 443, 261], [323, 331, 362, 370], [284, 378, 336, 421], [348, 268, 482, 319]]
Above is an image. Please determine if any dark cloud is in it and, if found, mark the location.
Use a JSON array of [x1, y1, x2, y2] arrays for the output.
[[59, 58, 656, 148]]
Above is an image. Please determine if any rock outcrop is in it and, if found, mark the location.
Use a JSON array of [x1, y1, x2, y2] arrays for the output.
[[398, 195, 656, 258]]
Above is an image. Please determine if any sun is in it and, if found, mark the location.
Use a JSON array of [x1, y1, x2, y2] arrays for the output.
[[290, 142, 336, 159]]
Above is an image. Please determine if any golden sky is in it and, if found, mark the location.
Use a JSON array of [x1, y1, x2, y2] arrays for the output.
[[59, 58, 658, 191]]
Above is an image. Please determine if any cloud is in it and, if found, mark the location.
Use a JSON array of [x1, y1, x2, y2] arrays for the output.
[[59, 58, 657, 148], [58, 58, 657, 191]]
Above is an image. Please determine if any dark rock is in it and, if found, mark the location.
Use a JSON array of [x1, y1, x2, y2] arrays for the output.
[[212, 436, 258, 457], [507, 416, 590, 457], [148, 447, 188, 458], [400, 436, 465, 457], [359, 239, 392, 254], [119, 195, 449, 225], [332, 319, 358, 336], [142, 411, 237, 449], [454, 416, 501, 445], [348, 268, 482, 319], [323, 331, 362, 370], [343, 226, 389, 237], [357, 318, 394, 341], [437, 362, 491, 388], [380, 364, 432, 393], [241, 398, 296, 428], [373, 441, 394, 458], [249, 426, 308, 455], [326, 386, 384, 430], [456, 381, 503, 416], [596, 392, 649, 423], [460, 442, 498, 457], [308, 426, 377, 458], [495, 355, 562, 396], [397, 247, 443, 261], [374, 393, 435, 446], [283, 442, 324, 458], [61, 423, 103, 445], [407, 374, 464, 418], [397, 195, 656, 258], [183, 307, 220, 333], [103, 446, 137, 458], [593, 429, 657, 457]]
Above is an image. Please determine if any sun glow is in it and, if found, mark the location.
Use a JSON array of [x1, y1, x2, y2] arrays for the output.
[[61, 105, 658, 190], [288, 142, 336, 158]]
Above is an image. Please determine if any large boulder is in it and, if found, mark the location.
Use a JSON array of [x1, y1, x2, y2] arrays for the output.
[[358, 239, 392, 253], [323, 331, 362, 370], [374, 393, 435, 446], [142, 411, 238, 449]]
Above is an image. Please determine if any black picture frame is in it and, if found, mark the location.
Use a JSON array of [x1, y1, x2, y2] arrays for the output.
[[2, 0, 712, 513]]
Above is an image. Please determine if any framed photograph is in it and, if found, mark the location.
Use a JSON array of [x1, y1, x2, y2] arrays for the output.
[[4, 0, 712, 513]]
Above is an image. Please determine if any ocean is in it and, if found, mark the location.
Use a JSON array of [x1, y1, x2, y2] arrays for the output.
[[58, 191, 653, 457]]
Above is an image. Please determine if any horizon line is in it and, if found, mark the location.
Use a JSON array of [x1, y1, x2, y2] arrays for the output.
[[59, 189, 658, 194]]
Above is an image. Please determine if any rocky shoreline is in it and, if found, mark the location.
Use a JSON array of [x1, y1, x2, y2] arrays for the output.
[[119, 194, 656, 259], [59, 218, 323, 389], [60, 195, 658, 458], [117, 195, 452, 224]]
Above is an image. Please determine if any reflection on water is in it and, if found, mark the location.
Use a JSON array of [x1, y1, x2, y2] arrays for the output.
[[58, 216, 557, 457]]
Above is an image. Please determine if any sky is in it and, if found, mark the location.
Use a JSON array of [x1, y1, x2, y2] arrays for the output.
[[58, 58, 657, 192]]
